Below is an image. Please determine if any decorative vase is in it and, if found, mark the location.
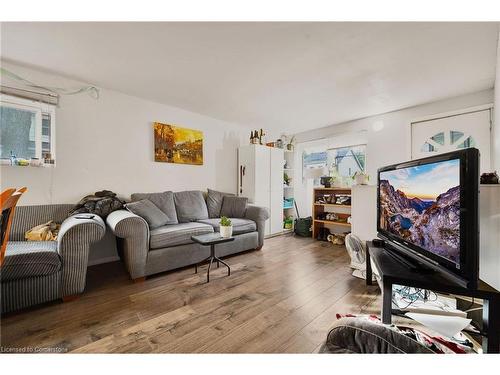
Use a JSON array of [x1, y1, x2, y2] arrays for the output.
[[220, 225, 233, 238]]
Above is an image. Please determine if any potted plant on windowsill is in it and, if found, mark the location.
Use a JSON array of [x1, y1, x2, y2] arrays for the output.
[[352, 171, 369, 185], [220, 216, 233, 238]]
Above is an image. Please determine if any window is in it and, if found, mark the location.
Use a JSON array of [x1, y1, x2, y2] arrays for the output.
[[411, 107, 491, 172], [0, 95, 55, 162], [303, 144, 366, 184], [420, 130, 476, 153], [327, 145, 366, 179]]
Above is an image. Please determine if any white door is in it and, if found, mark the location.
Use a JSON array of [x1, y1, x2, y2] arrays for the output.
[[238, 146, 255, 201], [270, 148, 284, 234], [411, 108, 491, 172], [252, 146, 271, 234]]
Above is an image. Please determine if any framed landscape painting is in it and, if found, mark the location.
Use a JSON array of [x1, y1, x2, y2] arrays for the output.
[[153, 122, 203, 165]]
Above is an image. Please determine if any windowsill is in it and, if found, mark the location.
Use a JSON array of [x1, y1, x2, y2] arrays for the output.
[[0, 163, 56, 168]]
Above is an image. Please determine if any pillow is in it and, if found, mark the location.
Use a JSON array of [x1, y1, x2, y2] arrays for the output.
[[325, 314, 475, 354], [206, 189, 235, 218], [173, 190, 209, 223], [131, 191, 178, 224], [321, 316, 435, 354], [125, 199, 170, 229], [220, 196, 248, 218]]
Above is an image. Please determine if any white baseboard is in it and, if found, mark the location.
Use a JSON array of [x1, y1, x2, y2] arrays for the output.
[[88, 256, 120, 267]]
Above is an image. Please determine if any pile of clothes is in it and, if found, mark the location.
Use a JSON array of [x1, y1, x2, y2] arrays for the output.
[[69, 190, 124, 218]]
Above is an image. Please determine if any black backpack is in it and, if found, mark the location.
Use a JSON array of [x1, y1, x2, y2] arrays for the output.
[[294, 216, 312, 237]]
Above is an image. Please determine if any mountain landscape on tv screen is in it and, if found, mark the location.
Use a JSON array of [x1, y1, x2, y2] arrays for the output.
[[379, 179, 460, 265]]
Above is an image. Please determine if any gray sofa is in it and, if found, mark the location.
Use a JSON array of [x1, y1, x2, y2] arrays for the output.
[[106, 190, 269, 281], [1, 204, 105, 313]]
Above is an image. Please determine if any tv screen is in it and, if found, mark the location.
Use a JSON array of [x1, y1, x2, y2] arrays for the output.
[[379, 159, 461, 267], [377, 148, 480, 288]]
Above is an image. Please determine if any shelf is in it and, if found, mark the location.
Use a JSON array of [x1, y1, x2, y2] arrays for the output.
[[283, 186, 293, 189], [314, 219, 351, 227], [313, 187, 351, 191], [283, 206, 294, 210], [314, 203, 351, 208], [284, 168, 294, 172], [1, 163, 55, 168]]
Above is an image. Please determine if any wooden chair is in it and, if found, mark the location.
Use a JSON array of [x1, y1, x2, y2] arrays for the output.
[[0, 187, 27, 266]]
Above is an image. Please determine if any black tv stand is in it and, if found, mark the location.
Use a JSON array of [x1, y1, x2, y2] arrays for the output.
[[366, 241, 500, 353], [384, 246, 434, 274]]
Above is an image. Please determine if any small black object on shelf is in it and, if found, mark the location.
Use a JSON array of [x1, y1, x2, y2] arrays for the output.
[[320, 176, 333, 188], [481, 171, 499, 184]]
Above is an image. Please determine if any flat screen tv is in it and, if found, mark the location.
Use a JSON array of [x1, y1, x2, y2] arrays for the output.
[[377, 148, 479, 289]]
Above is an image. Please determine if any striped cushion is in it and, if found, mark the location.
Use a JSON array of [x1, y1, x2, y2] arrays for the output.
[[150, 222, 213, 249], [1, 241, 61, 281]]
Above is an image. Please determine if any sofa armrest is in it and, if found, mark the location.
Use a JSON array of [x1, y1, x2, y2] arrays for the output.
[[245, 205, 270, 248], [106, 209, 149, 280], [57, 214, 106, 296]]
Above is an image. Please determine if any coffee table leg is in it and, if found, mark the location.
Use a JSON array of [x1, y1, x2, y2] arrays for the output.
[[207, 257, 214, 283], [215, 256, 230, 277]]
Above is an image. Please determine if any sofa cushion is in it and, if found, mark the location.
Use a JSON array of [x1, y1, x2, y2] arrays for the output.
[[149, 222, 214, 249], [125, 199, 170, 229], [319, 316, 435, 354], [220, 196, 248, 218], [2, 241, 61, 281], [206, 189, 235, 218], [131, 191, 178, 224], [173, 191, 209, 223], [197, 218, 256, 235]]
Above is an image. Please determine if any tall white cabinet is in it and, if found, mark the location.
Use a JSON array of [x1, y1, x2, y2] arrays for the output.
[[238, 144, 283, 236]]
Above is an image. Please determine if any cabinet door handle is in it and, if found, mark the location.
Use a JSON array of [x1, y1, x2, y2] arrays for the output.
[[240, 165, 246, 194]]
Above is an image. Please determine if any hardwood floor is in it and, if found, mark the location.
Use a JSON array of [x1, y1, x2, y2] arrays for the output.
[[0, 235, 383, 353]]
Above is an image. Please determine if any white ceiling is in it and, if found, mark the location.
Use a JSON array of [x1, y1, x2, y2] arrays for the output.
[[1, 22, 498, 134]]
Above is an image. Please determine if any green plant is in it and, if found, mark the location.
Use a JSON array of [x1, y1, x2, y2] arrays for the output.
[[220, 216, 232, 227], [284, 172, 291, 185]]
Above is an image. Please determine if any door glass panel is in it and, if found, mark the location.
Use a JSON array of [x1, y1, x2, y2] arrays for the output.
[[430, 132, 445, 145], [420, 142, 436, 152], [456, 136, 475, 149], [450, 130, 464, 144]]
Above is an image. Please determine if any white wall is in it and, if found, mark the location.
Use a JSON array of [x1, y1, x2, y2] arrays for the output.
[[0, 62, 253, 265], [1, 62, 250, 206], [293, 89, 494, 217]]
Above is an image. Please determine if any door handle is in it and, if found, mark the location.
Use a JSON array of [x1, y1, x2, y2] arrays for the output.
[[239, 165, 246, 194]]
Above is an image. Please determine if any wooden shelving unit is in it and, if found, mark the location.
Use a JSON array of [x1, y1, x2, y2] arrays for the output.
[[282, 147, 295, 234], [312, 187, 352, 239], [313, 203, 351, 208]]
